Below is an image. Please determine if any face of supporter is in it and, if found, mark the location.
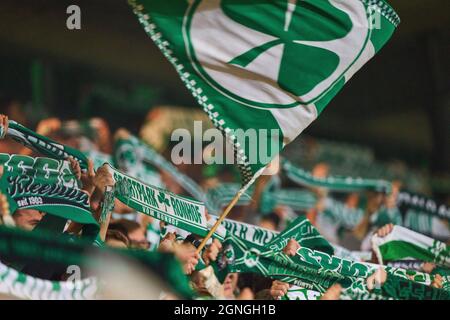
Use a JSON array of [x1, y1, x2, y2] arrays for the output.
[[13, 209, 45, 231], [223, 273, 238, 298], [128, 227, 150, 249]]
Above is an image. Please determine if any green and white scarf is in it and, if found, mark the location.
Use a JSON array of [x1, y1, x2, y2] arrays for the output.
[[283, 160, 392, 193], [0, 155, 98, 227], [82, 149, 113, 171], [0, 153, 80, 188], [322, 197, 366, 229], [372, 225, 450, 268], [260, 188, 317, 214], [114, 135, 210, 209], [283, 286, 321, 300], [3, 120, 89, 169], [108, 164, 209, 237], [114, 136, 165, 188], [205, 183, 254, 213], [397, 191, 450, 221], [0, 261, 98, 300], [216, 235, 448, 299], [267, 216, 334, 255], [402, 209, 450, 241]]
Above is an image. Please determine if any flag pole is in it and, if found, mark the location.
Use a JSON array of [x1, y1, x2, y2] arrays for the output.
[[196, 189, 244, 254], [195, 167, 265, 254]]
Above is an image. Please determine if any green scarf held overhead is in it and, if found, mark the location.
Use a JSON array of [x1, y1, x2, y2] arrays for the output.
[[214, 233, 449, 300], [0, 225, 193, 299], [113, 135, 211, 209], [372, 225, 450, 268], [0, 174, 97, 226], [397, 191, 450, 221], [282, 159, 392, 193], [82, 149, 113, 171], [260, 188, 317, 214], [4, 120, 89, 170], [0, 153, 80, 188], [114, 136, 165, 189], [267, 215, 334, 255], [108, 164, 210, 237], [205, 183, 254, 213]]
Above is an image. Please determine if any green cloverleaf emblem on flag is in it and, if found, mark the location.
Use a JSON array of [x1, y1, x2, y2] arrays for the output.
[[130, 0, 399, 185]]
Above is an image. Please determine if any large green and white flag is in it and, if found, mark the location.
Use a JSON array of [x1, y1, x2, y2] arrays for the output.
[[130, 0, 399, 185], [372, 225, 450, 268]]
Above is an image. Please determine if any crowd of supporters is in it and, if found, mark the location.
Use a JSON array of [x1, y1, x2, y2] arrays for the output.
[[0, 97, 448, 300]]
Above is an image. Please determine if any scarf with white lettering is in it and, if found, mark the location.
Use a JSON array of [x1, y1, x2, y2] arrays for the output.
[[3, 120, 89, 169], [215, 234, 448, 300], [0, 154, 98, 227], [397, 191, 450, 221], [113, 135, 210, 208], [108, 164, 210, 237], [282, 159, 392, 193]]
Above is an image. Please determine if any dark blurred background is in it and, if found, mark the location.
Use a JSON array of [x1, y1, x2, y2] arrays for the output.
[[0, 0, 449, 196]]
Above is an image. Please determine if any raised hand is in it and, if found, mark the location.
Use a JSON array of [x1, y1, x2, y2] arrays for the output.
[[0, 114, 8, 138], [366, 268, 388, 291], [202, 238, 222, 265], [93, 164, 115, 194], [376, 223, 394, 237], [269, 280, 290, 300], [320, 283, 342, 300], [282, 238, 300, 256]]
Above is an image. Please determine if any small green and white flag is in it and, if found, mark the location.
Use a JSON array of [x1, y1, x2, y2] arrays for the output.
[[130, 0, 399, 185], [372, 225, 450, 268]]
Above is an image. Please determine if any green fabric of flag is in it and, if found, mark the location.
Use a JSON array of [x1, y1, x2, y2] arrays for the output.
[[129, 0, 399, 185]]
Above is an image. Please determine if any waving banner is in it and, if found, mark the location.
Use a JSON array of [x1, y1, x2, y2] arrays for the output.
[[129, 0, 399, 186]]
